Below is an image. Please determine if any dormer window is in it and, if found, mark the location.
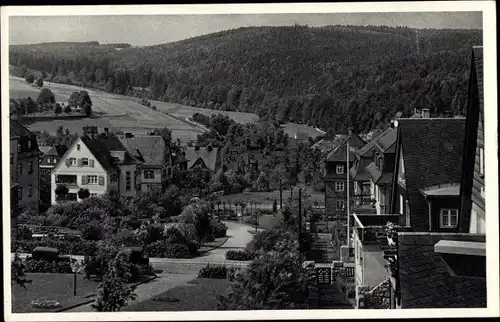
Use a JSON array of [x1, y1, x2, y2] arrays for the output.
[[336, 165, 344, 174], [440, 209, 458, 228]]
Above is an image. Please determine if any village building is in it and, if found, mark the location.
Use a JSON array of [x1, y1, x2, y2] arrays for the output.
[[119, 135, 174, 193], [50, 132, 141, 204], [185, 146, 221, 173], [323, 131, 365, 258], [459, 46, 486, 234], [39, 144, 69, 205], [10, 120, 41, 208], [390, 118, 466, 231]]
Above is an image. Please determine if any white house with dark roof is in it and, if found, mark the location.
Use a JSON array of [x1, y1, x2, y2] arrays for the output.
[[119, 135, 173, 193], [185, 147, 221, 173], [50, 133, 140, 204]]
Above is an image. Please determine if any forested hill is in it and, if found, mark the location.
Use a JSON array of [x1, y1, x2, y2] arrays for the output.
[[9, 25, 481, 134]]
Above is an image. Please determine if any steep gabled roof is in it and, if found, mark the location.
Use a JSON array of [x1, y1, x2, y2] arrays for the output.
[[394, 118, 466, 231], [398, 233, 486, 308], [373, 127, 397, 153], [97, 134, 139, 166], [365, 162, 392, 185], [42, 144, 68, 157], [185, 147, 220, 172], [79, 135, 119, 172], [119, 136, 168, 167], [10, 119, 35, 138], [325, 134, 365, 162]]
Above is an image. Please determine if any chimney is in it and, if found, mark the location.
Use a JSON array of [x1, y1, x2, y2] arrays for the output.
[[422, 108, 430, 119]]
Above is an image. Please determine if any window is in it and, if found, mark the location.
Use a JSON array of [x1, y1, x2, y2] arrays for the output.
[[110, 173, 118, 182], [69, 158, 76, 166], [82, 158, 89, 166], [399, 194, 404, 215], [405, 200, 410, 227], [168, 167, 172, 176], [18, 163, 23, 176], [18, 143, 21, 153], [126, 172, 132, 191], [336, 165, 344, 174], [28, 140, 32, 149], [28, 184, 33, 198], [144, 170, 155, 179], [28, 160, 34, 174], [440, 209, 459, 228], [77, 144, 81, 151], [335, 181, 345, 192], [90, 193, 98, 197], [87, 175, 98, 184], [162, 169, 167, 178], [336, 200, 345, 211], [479, 147, 484, 176], [56, 174, 77, 184], [18, 187, 23, 200]]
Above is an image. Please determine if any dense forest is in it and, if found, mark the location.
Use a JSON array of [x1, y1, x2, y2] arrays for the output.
[[9, 25, 481, 133]]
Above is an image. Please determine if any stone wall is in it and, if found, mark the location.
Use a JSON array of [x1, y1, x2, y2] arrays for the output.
[[357, 278, 391, 309]]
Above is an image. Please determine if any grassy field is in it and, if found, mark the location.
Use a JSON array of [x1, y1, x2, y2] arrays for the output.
[[126, 278, 232, 311], [10, 76, 324, 142], [10, 76, 204, 142], [11, 273, 99, 313]]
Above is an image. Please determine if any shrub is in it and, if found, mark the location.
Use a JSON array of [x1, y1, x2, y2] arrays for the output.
[[225, 250, 251, 261], [25, 259, 72, 273], [144, 241, 192, 259], [12, 239, 98, 257], [211, 220, 228, 238], [81, 221, 103, 241], [245, 227, 295, 259], [244, 217, 258, 227], [198, 264, 228, 279]]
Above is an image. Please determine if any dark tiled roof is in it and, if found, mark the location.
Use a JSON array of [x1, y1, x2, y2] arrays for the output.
[[397, 118, 466, 231], [10, 119, 35, 138], [98, 135, 139, 166], [80, 135, 119, 172], [326, 134, 365, 162], [398, 233, 486, 308], [185, 147, 220, 172], [365, 162, 393, 185], [473, 46, 484, 116], [120, 136, 168, 167], [374, 127, 397, 153]]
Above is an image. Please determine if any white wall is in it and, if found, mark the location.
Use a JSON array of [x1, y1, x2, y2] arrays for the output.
[[51, 138, 108, 204]]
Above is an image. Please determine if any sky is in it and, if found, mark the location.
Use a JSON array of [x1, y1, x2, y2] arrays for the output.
[[9, 12, 482, 47]]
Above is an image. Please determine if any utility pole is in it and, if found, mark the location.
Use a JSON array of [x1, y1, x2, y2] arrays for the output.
[[346, 140, 351, 247], [279, 177, 283, 209], [298, 187, 302, 252]]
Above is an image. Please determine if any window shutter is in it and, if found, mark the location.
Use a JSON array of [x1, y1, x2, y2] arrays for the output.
[[81, 175, 87, 185], [77, 158, 83, 167], [98, 176, 105, 186], [89, 159, 95, 167], [65, 159, 71, 167]]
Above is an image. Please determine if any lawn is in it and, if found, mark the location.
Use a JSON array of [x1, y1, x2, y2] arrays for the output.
[[198, 236, 229, 253], [126, 278, 232, 311], [11, 273, 99, 313]]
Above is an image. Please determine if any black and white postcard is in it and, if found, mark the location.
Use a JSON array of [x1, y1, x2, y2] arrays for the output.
[[2, 2, 498, 321]]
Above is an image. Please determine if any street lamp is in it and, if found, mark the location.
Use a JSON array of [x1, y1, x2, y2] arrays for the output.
[[70, 257, 84, 296]]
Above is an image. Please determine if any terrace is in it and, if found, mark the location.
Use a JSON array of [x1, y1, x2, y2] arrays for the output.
[[352, 214, 401, 244]]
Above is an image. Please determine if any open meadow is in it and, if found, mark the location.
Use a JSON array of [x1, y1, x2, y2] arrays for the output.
[[10, 76, 324, 142]]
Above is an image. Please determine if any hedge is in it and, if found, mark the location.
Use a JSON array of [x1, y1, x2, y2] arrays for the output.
[[225, 250, 251, 261], [211, 220, 228, 238], [197, 264, 229, 279], [12, 239, 98, 256], [24, 259, 72, 274], [144, 241, 192, 258]]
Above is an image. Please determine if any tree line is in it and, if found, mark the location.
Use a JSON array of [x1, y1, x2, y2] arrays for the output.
[[9, 24, 481, 134]]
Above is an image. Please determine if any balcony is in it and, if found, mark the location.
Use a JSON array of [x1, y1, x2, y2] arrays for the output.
[[55, 175, 78, 187], [352, 194, 376, 214], [352, 214, 401, 245]]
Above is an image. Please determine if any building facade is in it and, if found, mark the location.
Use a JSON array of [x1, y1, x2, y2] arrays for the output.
[[120, 135, 173, 193], [51, 134, 140, 204], [459, 46, 486, 234], [10, 120, 41, 208]]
